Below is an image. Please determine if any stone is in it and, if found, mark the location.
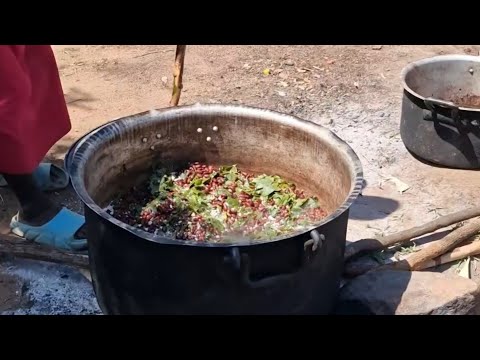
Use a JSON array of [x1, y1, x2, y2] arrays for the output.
[[335, 270, 480, 315]]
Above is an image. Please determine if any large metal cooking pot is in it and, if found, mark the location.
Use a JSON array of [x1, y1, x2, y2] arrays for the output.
[[400, 55, 480, 169], [67, 104, 363, 315]]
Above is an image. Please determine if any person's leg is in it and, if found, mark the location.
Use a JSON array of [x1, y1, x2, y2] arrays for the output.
[[2, 173, 60, 226], [0, 163, 71, 192], [4, 173, 87, 250], [0, 46, 87, 251]]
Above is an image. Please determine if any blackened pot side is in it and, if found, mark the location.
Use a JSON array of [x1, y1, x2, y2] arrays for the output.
[[67, 104, 363, 315]]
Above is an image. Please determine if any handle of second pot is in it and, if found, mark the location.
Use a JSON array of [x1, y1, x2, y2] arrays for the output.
[[226, 230, 325, 289], [424, 97, 461, 122], [424, 97, 460, 112]]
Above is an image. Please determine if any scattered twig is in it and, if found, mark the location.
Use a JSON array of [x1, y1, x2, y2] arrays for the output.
[[345, 206, 480, 260], [133, 51, 161, 59], [169, 45, 187, 106], [66, 99, 84, 105]]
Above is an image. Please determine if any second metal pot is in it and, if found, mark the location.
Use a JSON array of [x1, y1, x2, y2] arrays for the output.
[[400, 55, 480, 169]]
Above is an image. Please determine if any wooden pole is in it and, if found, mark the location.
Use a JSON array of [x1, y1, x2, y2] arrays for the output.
[[344, 206, 480, 260], [344, 236, 480, 278], [169, 45, 187, 106], [381, 218, 480, 271], [417, 240, 480, 270], [0, 233, 89, 269]]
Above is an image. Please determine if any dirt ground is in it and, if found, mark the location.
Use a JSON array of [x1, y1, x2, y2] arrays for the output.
[[1, 45, 480, 314]]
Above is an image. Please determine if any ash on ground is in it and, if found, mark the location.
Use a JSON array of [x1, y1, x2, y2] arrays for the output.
[[1, 259, 101, 315]]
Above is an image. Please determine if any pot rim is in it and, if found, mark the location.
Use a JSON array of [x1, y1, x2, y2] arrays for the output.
[[67, 104, 364, 248], [401, 54, 480, 112]]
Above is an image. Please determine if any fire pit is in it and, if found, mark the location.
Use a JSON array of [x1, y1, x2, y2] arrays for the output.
[[400, 55, 480, 169], [67, 104, 363, 315]]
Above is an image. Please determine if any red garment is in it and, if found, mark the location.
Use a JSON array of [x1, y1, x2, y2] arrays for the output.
[[0, 45, 71, 174]]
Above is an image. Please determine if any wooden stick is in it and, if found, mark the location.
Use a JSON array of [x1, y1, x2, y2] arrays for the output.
[[169, 45, 187, 106], [345, 205, 480, 260], [417, 240, 480, 270], [344, 236, 476, 278], [0, 233, 89, 269], [381, 217, 480, 271]]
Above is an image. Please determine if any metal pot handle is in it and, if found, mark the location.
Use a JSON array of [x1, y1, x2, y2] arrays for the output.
[[424, 97, 459, 111], [424, 97, 461, 127], [424, 97, 480, 129], [224, 230, 325, 289]]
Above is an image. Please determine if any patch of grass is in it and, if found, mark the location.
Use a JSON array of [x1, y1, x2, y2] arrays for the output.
[[397, 242, 419, 256]]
